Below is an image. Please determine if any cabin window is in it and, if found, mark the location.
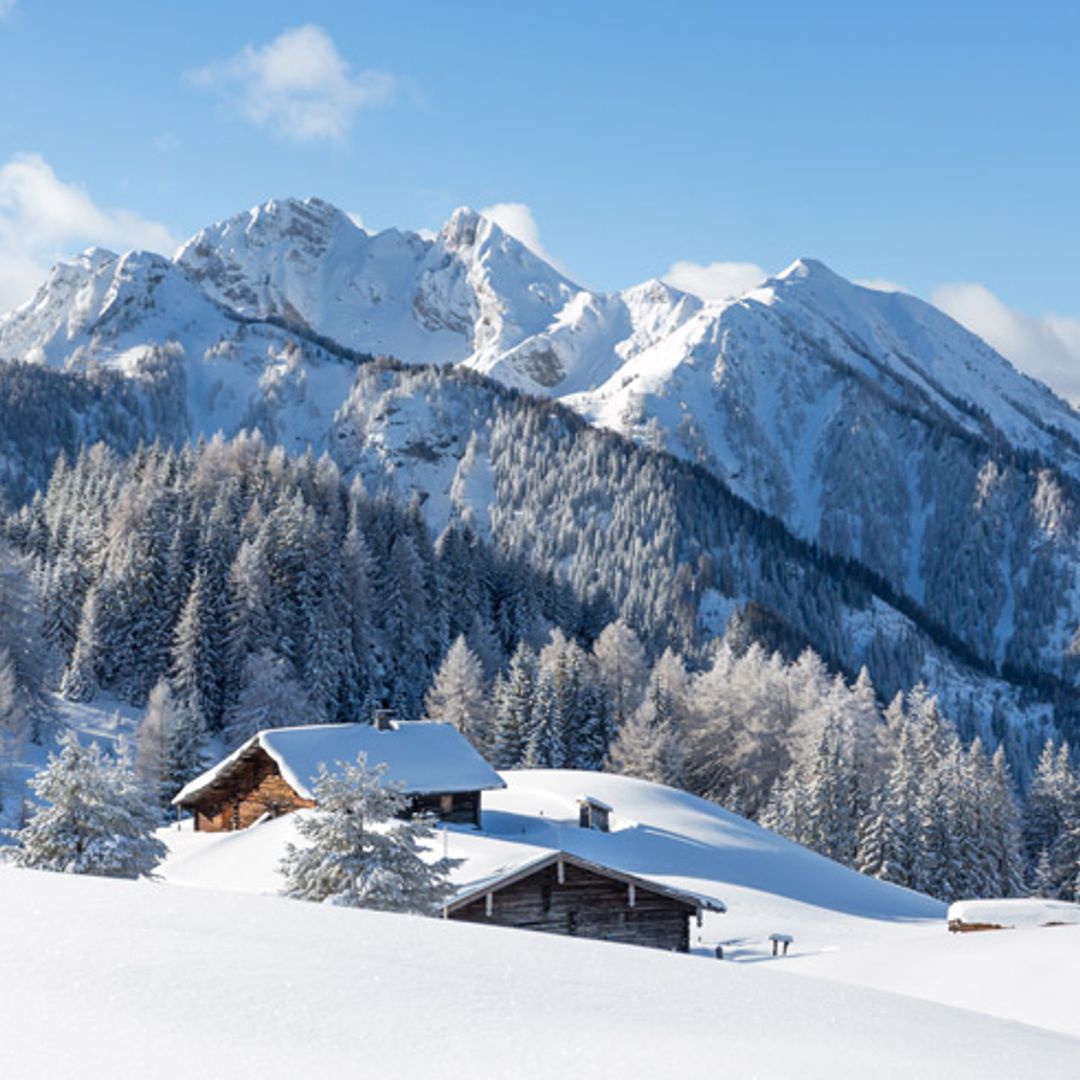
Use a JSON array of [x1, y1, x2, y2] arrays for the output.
[[440, 794, 454, 814], [567, 911, 578, 935], [541, 884, 552, 913]]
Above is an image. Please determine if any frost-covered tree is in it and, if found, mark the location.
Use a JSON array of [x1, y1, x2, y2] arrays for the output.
[[162, 704, 208, 795], [423, 636, 491, 756], [591, 620, 646, 729], [491, 642, 537, 768], [8, 731, 166, 878], [280, 753, 460, 914], [223, 649, 319, 750], [134, 677, 178, 809]]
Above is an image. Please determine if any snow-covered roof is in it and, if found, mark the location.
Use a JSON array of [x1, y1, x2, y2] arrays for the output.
[[947, 899, 1080, 930], [173, 721, 505, 806], [578, 795, 613, 812], [445, 849, 726, 915]]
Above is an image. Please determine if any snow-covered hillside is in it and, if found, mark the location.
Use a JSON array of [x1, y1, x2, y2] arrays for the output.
[[160, 769, 944, 960], [3, 868, 1076, 1080]]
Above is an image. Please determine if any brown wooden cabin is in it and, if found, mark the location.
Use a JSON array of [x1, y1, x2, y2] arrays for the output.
[[184, 745, 316, 832], [445, 851, 725, 952], [172, 721, 505, 832]]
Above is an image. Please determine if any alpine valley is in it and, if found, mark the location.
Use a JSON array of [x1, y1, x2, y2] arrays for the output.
[[1, 195, 1078, 764]]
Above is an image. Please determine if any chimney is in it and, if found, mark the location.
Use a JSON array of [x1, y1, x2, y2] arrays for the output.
[[372, 708, 396, 731]]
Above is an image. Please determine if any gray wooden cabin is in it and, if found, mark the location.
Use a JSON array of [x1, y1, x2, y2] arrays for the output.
[[444, 851, 725, 952]]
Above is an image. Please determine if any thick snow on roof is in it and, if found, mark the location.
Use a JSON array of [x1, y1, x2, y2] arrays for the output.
[[445, 847, 726, 914], [173, 721, 505, 805], [2, 867, 1078, 1079], [947, 898, 1080, 929]]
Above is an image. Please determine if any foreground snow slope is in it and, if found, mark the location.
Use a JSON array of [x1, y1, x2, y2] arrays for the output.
[[1, 867, 1076, 1080]]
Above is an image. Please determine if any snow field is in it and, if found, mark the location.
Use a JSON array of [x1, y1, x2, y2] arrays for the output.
[[1, 867, 1077, 1080]]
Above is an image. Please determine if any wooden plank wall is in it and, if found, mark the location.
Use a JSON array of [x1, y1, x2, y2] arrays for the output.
[[449, 862, 693, 952], [192, 749, 314, 831]]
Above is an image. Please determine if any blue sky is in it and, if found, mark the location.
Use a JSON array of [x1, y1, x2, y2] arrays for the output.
[[1, 1, 1078, 391]]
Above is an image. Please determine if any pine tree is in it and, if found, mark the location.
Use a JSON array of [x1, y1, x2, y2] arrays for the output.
[[801, 713, 857, 864], [423, 636, 492, 756], [492, 642, 536, 768], [223, 649, 318, 749], [591, 620, 646, 729], [171, 568, 221, 731], [280, 753, 461, 914], [1024, 740, 1064, 864], [134, 678, 178, 810], [163, 704, 208, 795], [1032, 847, 1056, 898], [986, 745, 1026, 898], [8, 731, 166, 878]]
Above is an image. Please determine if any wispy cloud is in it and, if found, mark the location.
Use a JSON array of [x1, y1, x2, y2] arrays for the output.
[[480, 201, 575, 279], [662, 259, 766, 301], [0, 153, 175, 311], [0, 1, 16, 21], [855, 277, 908, 294], [186, 24, 395, 143], [933, 282, 1080, 404]]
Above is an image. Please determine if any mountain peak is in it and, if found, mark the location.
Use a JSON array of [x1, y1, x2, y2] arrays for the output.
[[775, 257, 845, 285], [439, 206, 488, 251]]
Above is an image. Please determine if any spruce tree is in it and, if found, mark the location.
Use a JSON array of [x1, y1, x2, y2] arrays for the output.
[[423, 636, 491, 756], [492, 642, 536, 768], [280, 753, 461, 914], [8, 731, 166, 878]]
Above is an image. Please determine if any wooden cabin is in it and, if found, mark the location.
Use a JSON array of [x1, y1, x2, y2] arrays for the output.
[[172, 720, 505, 832], [444, 851, 725, 952]]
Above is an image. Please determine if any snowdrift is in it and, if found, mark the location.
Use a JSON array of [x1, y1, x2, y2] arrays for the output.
[[0, 867, 1075, 1080]]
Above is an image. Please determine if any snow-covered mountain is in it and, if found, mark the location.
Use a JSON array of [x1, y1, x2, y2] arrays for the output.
[[3, 195, 1080, 717]]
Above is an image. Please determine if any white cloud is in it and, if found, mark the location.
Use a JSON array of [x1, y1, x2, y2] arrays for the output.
[[856, 278, 908, 294], [0, 153, 175, 311], [479, 201, 575, 279], [933, 282, 1080, 404], [662, 259, 766, 301], [186, 24, 395, 143]]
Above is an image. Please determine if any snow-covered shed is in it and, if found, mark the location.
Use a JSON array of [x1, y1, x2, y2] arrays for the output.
[[172, 721, 505, 832], [445, 850, 725, 952], [947, 899, 1080, 933]]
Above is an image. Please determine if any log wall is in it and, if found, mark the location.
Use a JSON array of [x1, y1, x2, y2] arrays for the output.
[[449, 861, 693, 952], [192, 748, 315, 832]]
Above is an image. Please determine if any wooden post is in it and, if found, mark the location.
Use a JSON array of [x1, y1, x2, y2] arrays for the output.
[[557, 857, 565, 885], [628, 882, 636, 908], [485, 892, 493, 917]]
